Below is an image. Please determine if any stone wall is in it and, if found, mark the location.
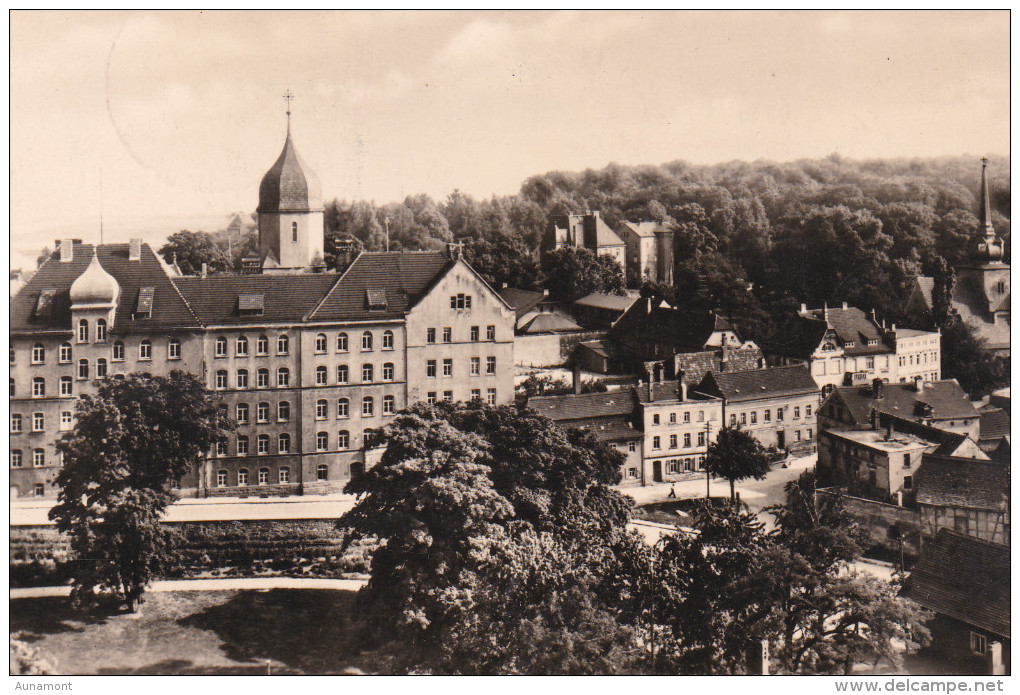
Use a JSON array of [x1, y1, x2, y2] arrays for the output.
[[817, 488, 923, 557]]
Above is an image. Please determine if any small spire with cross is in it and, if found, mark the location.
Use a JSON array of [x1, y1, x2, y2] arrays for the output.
[[283, 89, 294, 131]]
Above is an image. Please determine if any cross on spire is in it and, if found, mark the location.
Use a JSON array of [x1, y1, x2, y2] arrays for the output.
[[283, 89, 294, 130]]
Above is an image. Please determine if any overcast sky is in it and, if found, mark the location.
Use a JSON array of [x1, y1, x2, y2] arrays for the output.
[[9, 10, 1010, 265]]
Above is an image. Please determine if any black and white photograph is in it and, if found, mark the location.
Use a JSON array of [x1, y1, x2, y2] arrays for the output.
[[8, 9, 1010, 684]]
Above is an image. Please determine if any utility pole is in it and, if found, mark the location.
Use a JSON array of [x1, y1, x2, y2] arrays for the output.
[[384, 216, 390, 252], [704, 420, 713, 499]]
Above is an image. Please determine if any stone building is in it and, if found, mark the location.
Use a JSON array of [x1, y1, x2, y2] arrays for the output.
[[764, 302, 941, 395], [9, 123, 515, 499], [904, 159, 1010, 356], [616, 220, 674, 286], [540, 211, 627, 269], [915, 455, 1009, 546]]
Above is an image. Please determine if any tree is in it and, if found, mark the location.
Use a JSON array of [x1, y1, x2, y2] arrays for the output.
[[49, 372, 229, 611], [940, 313, 1010, 398], [158, 230, 230, 275], [541, 247, 626, 303], [464, 232, 542, 291], [705, 426, 772, 503], [929, 255, 955, 329]]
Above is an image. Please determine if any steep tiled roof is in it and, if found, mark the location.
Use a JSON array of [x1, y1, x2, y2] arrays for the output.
[[833, 381, 978, 425], [979, 407, 1010, 441], [801, 306, 887, 356], [915, 455, 1009, 511], [914, 276, 934, 309], [573, 292, 637, 312], [519, 312, 582, 334], [498, 287, 546, 319], [528, 390, 636, 422], [569, 416, 643, 442], [611, 300, 737, 352], [173, 274, 340, 326], [632, 379, 719, 404], [761, 314, 829, 358], [309, 252, 454, 321], [698, 366, 817, 403], [257, 130, 322, 212], [618, 220, 669, 238], [902, 529, 1009, 637], [11, 242, 201, 335]]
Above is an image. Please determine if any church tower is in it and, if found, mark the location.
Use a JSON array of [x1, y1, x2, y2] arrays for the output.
[[257, 93, 325, 271], [970, 157, 1005, 263]]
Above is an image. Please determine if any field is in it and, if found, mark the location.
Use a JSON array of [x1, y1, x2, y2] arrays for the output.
[[10, 589, 395, 675]]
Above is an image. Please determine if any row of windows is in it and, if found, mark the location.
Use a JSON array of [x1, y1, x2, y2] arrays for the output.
[[425, 324, 495, 344], [728, 404, 812, 427], [425, 389, 497, 405], [649, 409, 717, 426], [214, 430, 377, 457], [214, 363, 399, 390], [21, 338, 176, 365], [898, 352, 938, 367], [11, 449, 47, 468], [76, 318, 107, 344], [11, 412, 74, 433], [425, 356, 497, 378], [215, 464, 331, 488], [652, 432, 708, 450], [313, 331, 393, 354], [227, 396, 394, 425]]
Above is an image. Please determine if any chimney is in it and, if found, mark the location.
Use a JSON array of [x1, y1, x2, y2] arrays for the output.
[[872, 378, 884, 399], [676, 370, 687, 401], [914, 376, 924, 393], [501, 282, 508, 289], [59, 239, 74, 263], [842, 301, 848, 310], [542, 289, 549, 297], [655, 228, 674, 285], [885, 420, 894, 441], [870, 408, 878, 429], [799, 303, 807, 314], [129, 238, 142, 261], [201, 262, 208, 278], [646, 296, 654, 314], [572, 364, 582, 395]]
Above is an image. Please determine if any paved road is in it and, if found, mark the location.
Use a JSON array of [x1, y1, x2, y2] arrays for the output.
[[10, 576, 368, 599]]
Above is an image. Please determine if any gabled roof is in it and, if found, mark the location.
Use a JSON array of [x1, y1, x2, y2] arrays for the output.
[[873, 412, 975, 457], [913, 276, 934, 309], [309, 251, 454, 321], [979, 407, 1010, 441], [11, 242, 201, 335], [498, 287, 546, 319], [173, 274, 339, 325], [618, 220, 670, 238], [697, 366, 817, 403], [568, 416, 644, 442], [800, 306, 887, 355], [762, 314, 830, 358], [528, 390, 636, 422], [519, 311, 582, 334], [901, 529, 1009, 637], [831, 381, 978, 425], [573, 292, 638, 312], [915, 455, 1009, 511], [611, 299, 738, 352]]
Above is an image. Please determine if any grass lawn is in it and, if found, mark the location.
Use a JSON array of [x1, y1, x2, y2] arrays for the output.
[[10, 589, 396, 675]]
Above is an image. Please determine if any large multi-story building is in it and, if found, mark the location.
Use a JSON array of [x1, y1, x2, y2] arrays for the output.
[[616, 220, 674, 286], [10, 123, 515, 499], [540, 211, 627, 269]]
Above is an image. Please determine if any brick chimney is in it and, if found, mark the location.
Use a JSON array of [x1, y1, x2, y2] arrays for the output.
[[676, 370, 687, 401], [872, 378, 884, 399], [59, 239, 74, 263], [572, 364, 583, 395], [914, 376, 924, 393], [129, 238, 142, 261]]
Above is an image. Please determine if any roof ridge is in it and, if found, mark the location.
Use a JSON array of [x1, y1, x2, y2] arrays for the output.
[[306, 255, 358, 320]]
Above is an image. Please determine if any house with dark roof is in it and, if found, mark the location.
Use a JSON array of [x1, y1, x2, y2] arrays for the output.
[[9, 121, 515, 500], [616, 221, 674, 285], [915, 455, 1009, 546], [819, 378, 980, 441], [606, 297, 764, 383], [904, 161, 1009, 356], [571, 292, 638, 328], [978, 406, 1010, 462], [695, 366, 819, 452], [902, 529, 1010, 675], [763, 302, 941, 395], [541, 211, 627, 271]]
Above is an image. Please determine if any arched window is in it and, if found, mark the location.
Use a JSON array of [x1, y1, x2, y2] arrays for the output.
[[236, 369, 248, 388], [278, 433, 290, 454], [77, 359, 89, 380], [95, 318, 107, 342], [32, 377, 45, 397], [362, 396, 374, 417], [382, 363, 394, 381], [96, 358, 107, 378], [362, 363, 374, 383], [277, 367, 290, 387], [236, 403, 249, 423], [258, 467, 270, 484], [237, 435, 249, 455], [112, 341, 125, 361], [139, 340, 152, 360], [278, 401, 290, 421], [31, 343, 45, 364], [316, 399, 328, 419], [59, 343, 72, 363], [337, 397, 349, 418], [236, 335, 249, 356], [291, 221, 298, 242], [214, 439, 227, 457], [215, 370, 227, 389], [382, 330, 394, 350], [316, 431, 329, 452], [361, 331, 373, 351], [279, 466, 290, 484], [315, 366, 328, 385], [337, 365, 349, 384], [363, 429, 376, 448], [217, 470, 228, 487], [256, 335, 269, 355], [256, 402, 270, 423], [337, 430, 349, 449], [32, 449, 45, 467], [78, 319, 89, 343], [337, 333, 348, 352], [315, 334, 327, 353], [257, 368, 270, 388], [168, 338, 181, 360], [257, 435, 270, 455], [10, 378, 15, 397], [215, 336, 228, 357], [383, 395, 395, 415], [59, 376, 72, 396], [11, 450, 23, 468], [11, 414, 22, 433], [277, 334, 289, 355], [316, 464, 328, 481], [237, 469, 249, 486]]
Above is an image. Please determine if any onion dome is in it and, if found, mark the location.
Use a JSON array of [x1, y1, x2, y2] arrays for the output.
[[257, 129, 322, 213], [70, 251, 119, 307]]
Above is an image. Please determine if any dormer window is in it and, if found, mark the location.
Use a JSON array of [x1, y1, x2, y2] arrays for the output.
[[34, 288, 57, 319], [366, 290, 387, 311], [844, 341, 855, 348], [867, 339, 878, 346], [136, 287, 154, 319], [238, 294, 264, 316]]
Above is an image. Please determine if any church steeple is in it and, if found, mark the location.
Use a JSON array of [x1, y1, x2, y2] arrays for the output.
[[971, 158, 1004, 263]]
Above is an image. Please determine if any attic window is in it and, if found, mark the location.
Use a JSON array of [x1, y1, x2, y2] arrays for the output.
[[238, 293, 265, 315], [366, 289, 388, 310], [844, 341, 855, 348], [867, 339, 878, 346], [34, 288, 57, 319], [136, 287, 155, 319]]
